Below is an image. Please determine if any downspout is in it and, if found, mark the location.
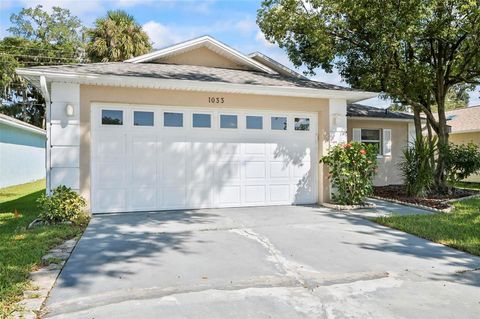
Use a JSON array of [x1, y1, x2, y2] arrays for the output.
[[40, 76, 51, 195]]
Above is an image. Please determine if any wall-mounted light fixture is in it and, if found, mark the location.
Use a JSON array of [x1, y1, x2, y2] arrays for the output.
[[65, 104, 75, 117]]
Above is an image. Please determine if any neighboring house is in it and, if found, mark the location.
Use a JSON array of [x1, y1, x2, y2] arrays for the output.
[[445, 106, 480, 182], [16, 36, 415, 214], [0, 113, 46, 188]]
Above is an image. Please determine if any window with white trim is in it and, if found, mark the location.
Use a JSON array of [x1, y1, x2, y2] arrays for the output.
[[360, 129, 382, 154], [164, 112, 183, 127], [220, 114, 238, 129], [102, 110, 123, 125]]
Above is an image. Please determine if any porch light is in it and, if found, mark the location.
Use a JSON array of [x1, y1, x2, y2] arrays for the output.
[[65, 104, 75, 117]]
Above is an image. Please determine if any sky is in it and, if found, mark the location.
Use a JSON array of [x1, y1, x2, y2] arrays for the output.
[[1, 0, 479, 107]]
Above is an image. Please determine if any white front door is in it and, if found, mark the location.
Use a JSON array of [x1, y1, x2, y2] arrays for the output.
[[91, 104, 318, 213]]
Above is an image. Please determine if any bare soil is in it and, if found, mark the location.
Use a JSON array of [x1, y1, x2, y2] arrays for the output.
[[373, 185, 479, 210]]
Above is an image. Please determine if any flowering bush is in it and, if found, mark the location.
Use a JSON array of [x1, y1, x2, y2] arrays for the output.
[[320, 142, 378, 205], [37, 186, 89, 225]]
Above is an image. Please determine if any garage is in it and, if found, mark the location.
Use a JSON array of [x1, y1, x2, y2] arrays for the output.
[[91, 104, 318, 213]]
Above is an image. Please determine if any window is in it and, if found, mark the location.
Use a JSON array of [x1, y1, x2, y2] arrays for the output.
[[102, 110, 123, 125], [220, 114, 237, 129], [134, 111, 154, 126], [294, 117, 310, 131], [361, 129, 382, 154], [271, 116, 287, 130], [164, 112, 183, 127], [246, 116, 263, 129], [192, 113, 211, 128]]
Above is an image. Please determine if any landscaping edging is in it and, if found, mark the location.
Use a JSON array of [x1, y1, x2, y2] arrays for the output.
[[322, 202, 376, 210], [370, 195, 453, 213], [12, 238, 78, 319], [445, 193, 480, 203]]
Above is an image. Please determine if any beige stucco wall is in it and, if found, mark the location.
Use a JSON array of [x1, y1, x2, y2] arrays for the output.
[[79, 85, 332, 210], [347, 119, 409, 186], [449, 131, 480, 182], [153, 47, 250, 70]]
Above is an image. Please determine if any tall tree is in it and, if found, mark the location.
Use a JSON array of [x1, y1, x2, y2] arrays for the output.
[[86, 10, 152, 62], [258, 0, 480, 190], [1, 5, 85, 127]]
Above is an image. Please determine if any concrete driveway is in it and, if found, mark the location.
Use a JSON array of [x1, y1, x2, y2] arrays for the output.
[[44, 205, 480, 318]]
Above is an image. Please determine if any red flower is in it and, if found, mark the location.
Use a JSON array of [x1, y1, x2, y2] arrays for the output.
[[360, 149, 366, 155], [344, 143, 352, 148]]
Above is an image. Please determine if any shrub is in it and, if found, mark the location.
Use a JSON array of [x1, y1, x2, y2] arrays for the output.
[[444, 142, 480, 185], [37, 186, 88, 225], [400, 137, 436, 197], [320, 142, 378, 205]]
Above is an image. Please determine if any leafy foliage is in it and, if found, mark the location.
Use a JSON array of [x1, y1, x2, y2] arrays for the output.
[[86, 10, 152, 62], [444, 142, 480, 185], [400, 137, 436, 197], [37, 186, 88, 225], [0, 5, 85, 127], [320, 142, 378, 205], [258, 0, 480, 189]]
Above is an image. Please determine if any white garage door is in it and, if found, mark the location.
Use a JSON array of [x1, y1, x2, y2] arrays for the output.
[[91, 104, 318, 213]]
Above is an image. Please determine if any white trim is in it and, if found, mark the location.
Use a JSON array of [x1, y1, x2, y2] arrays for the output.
[[0, 116, 46, 136], [40, 76, 51, 194], [17, 69, 377, 103], [347, 116, 417, 122], [125, 36, 276, 74], [450, 129, 480, 134]]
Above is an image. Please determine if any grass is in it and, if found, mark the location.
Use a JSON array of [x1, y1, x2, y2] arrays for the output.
[[0, 180, 86, 317], [454, 181, 480, 190], [373, 197, 480, 257]]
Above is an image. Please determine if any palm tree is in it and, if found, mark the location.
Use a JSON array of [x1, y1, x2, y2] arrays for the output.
[[86, 10, 152, 62]]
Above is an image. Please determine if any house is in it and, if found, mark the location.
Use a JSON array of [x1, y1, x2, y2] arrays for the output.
[[445, 106, 480, 182], [16, 36, 415, 214], [0, 113, 46, 188]]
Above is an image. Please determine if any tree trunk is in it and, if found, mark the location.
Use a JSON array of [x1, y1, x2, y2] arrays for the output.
[[435, 94, 449, 193], [413, 106, 423, 142]]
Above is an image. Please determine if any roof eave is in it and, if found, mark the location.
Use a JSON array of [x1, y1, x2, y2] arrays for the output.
[[450, 129, 480, 134], [16, 69, 377, 102], [347, 116, 419, 122], [0, 116, 46, 136]]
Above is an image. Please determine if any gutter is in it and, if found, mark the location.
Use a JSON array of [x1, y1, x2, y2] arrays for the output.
[[0, 117, 46, 136], [347, 116, 424, 122], [16, 69, 377, 103], [40, 75, 52, 195]]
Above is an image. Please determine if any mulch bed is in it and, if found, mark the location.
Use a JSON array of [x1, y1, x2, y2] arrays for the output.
[[373, 185, 479, 210]]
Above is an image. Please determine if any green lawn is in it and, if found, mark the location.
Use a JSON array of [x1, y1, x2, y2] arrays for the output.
[[373, 197, 480, 256], [0, 180, 86, 317]]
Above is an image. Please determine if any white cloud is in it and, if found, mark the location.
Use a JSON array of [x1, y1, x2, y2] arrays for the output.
[[19, 0, 104, 15], [255, 30, 275, 48], [233, 17, 257, 34], [142, 21, 191, 48]]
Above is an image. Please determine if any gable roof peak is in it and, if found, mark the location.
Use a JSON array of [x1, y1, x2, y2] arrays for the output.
[[125, 35, 276, 74]]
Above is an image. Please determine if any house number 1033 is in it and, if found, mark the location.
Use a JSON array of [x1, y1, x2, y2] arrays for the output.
[[208, 97, 224, 104]]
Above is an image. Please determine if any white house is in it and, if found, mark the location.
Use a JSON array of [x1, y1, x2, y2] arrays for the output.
[[16, 36, 416, 213], [0, 113, 46, 188]]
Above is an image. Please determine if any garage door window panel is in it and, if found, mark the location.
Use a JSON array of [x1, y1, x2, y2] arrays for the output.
[[102, 110, 123, 125], [271, 116, 288, 131], [220, 114, 238, 129], [134, 111, 154, 126], [164, 112, 184, 127], [294, 117, 310, 131], [192, 113, 212, 128], [246, 116, 263, 129]]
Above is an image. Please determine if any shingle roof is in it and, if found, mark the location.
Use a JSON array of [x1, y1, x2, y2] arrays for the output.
[[22, 62, 357, 91], [347, 103, 415, 120], [445, 106, 480, 133]]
